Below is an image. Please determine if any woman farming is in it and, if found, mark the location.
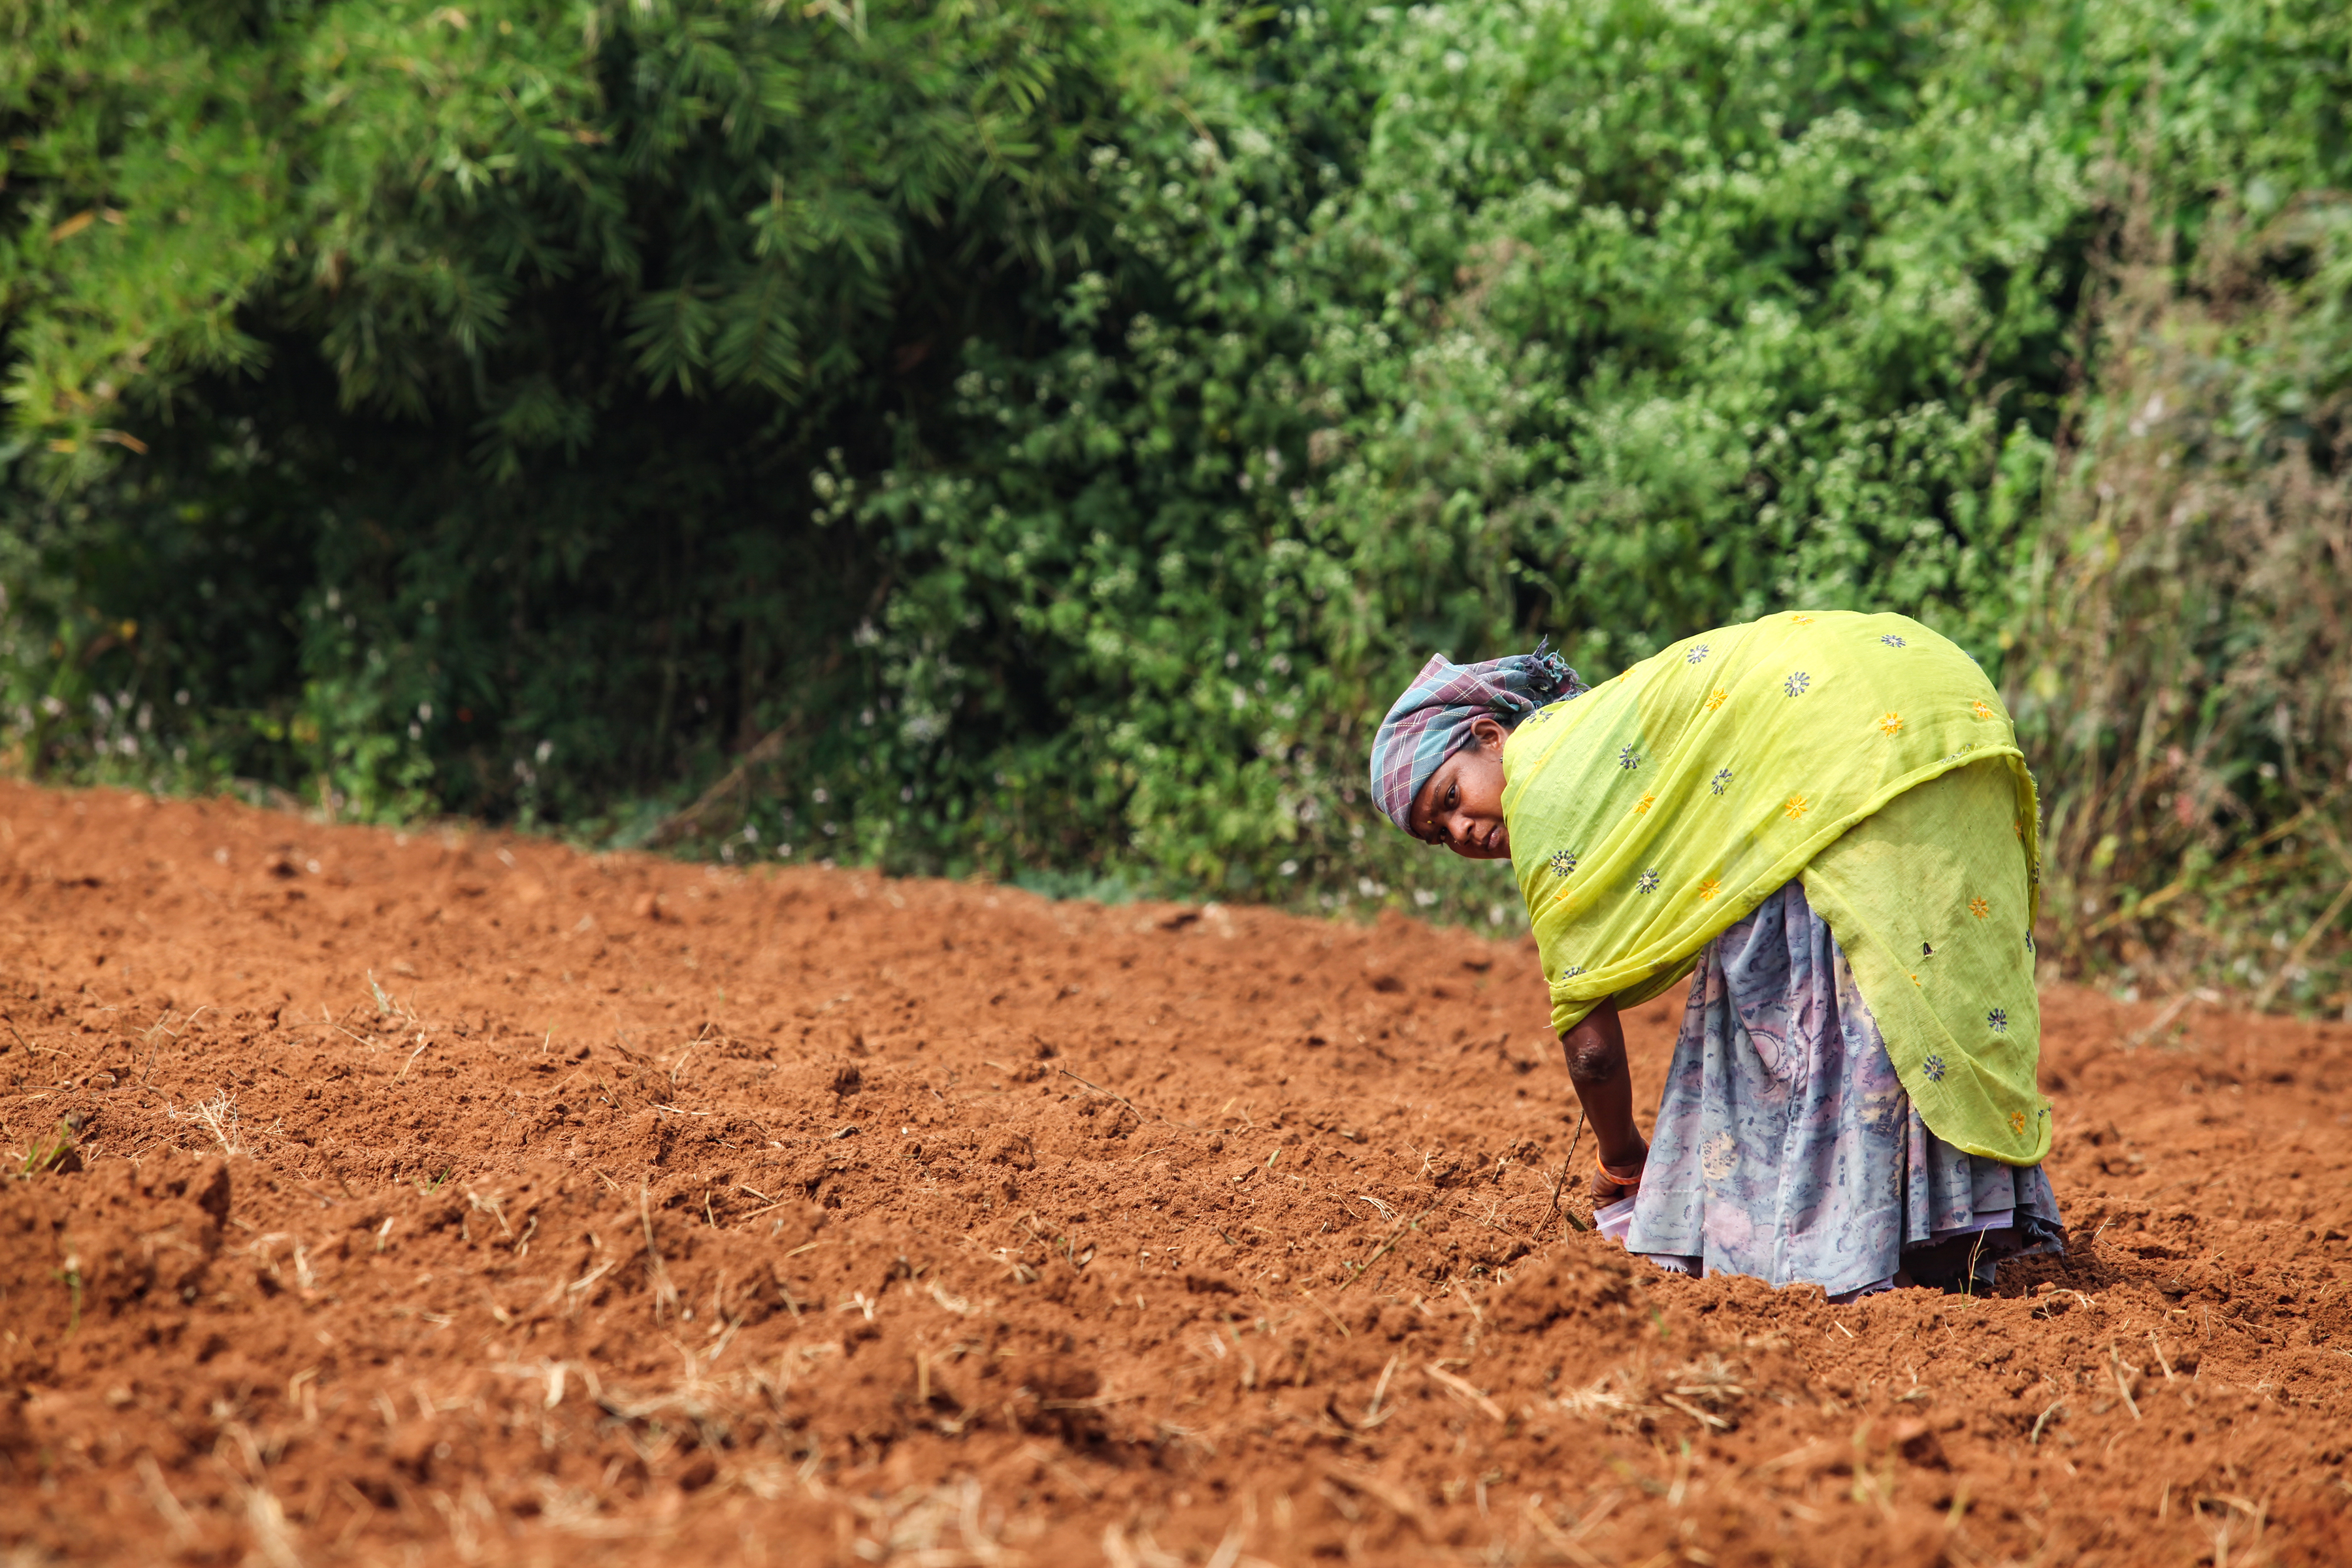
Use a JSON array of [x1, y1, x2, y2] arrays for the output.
[[1372, 610, 2063, 1298]]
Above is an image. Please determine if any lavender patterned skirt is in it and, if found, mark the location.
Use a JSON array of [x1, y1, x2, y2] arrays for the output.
[[1603, 880, 2065, 1299]]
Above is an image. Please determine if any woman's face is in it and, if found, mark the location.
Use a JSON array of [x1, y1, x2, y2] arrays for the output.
[[1408, 715, 1513, 859]]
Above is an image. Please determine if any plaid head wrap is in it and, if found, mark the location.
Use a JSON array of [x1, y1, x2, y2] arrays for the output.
[[1369, 640, 1585, 831]]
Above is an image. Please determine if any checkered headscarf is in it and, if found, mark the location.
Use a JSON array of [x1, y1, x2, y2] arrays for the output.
[[1369, 642, 1584, 831]]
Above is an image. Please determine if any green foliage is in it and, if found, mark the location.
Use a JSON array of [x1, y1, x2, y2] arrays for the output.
[[18, 1118, 78, 1179], [2014, 189, 2352, 1013], [4, 0, 2352, 982], [3, 0, 1126, 824]]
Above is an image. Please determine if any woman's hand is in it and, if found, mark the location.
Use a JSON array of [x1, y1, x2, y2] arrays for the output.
[[1590, 1141, 1648, 1205], [1561, 998, 1646, 1205]]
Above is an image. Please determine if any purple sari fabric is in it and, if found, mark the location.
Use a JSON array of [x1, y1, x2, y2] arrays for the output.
[[1618, 879, 2064, 1298]]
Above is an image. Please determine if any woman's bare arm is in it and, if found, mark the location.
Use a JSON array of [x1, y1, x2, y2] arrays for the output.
[[1560, 997, 1647, 1200]]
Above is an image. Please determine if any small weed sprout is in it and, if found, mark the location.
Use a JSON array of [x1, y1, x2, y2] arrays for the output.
[[366, 971, 421, 1026], [18, 1118, 79, 1178], [56, 1249, 83, 1333]]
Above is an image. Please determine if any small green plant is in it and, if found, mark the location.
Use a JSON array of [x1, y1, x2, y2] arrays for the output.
[[18, 1118, 78, 1179], [55, 1249, 83, 1334]]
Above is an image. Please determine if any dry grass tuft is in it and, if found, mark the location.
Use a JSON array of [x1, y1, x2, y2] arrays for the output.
[[171, 1090, 242, 1156], [240, 1484, 301, 1568], [851, 1479, 1017, 1565], [1548, 1367, 1645, 1426]]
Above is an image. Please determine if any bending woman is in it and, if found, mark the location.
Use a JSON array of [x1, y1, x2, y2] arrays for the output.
[[1371, 610, 2063, 1298]]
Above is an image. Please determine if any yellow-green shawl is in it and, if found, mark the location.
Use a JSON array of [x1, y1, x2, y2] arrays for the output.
[[1501, 610, 2051, 1164]]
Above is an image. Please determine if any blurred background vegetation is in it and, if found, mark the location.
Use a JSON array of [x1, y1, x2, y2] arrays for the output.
[[5, 0, 2351, 1011]]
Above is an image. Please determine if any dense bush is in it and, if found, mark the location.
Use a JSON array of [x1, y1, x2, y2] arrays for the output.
[[5, 0, 2352, 987], [2016, 188, 2352, 1013], [2, 0, 1130, 826]]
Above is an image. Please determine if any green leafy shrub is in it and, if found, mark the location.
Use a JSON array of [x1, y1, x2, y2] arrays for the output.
[[2016, 186, 2352, 1013], [3, 0, 1126, 825], [752, 0, 2095, 920]]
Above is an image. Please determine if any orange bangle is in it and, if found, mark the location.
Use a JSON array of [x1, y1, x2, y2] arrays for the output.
[[1595, 1162, 1644, 1188]]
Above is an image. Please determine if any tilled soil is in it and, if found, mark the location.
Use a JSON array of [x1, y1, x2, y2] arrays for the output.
[[2, 781, 2349, 1567]]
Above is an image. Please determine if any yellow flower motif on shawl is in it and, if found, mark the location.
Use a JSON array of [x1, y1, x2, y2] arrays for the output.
[[2009, 1109, 2028, 1135], [1789, 613, 1814, 625], [1784, 793, 1809, 820], [1968, 896, 1991, 920], [1972, 699, 1996, 720], [1878, 711, 1904, 737], [1705, 687, 1729, 711], [1697, 877, 1720, 900], [1634, 791, 1657, 815]]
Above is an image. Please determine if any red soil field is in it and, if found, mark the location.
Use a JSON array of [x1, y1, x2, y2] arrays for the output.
[[3, 779, 2350, 1567]]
